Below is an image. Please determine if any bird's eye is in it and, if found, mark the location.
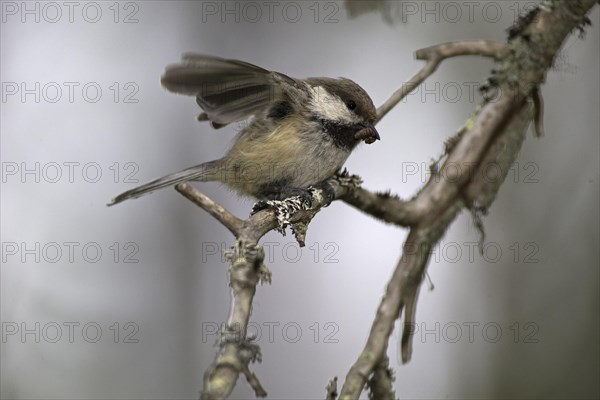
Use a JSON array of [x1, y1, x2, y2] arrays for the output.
[[346, 100, 356, 110]]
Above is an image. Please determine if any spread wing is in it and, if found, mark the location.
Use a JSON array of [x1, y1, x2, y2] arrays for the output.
[[161, 54, 299, 128]]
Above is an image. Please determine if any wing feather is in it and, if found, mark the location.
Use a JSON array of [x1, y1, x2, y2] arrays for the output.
[[161, 54, 298, 128]]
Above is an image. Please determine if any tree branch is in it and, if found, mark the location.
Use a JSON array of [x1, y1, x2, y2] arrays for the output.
[[343, 40, 511, 228], [338, 0, 597, 397], [339, 103, 534, 398], [376, 40, 508, 122], [175, 1, 596, 398], [176, 184, 244, 235], [177, 174, 363, 398]]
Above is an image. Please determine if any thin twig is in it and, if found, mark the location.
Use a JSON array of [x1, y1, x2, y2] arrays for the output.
[[175, 183, 244, 235], [325, 377, 338, 400], [532, 86, 545, 137], [376, 40, 508, 122]]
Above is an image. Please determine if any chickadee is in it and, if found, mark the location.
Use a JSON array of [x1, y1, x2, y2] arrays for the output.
[[108, 54, 379, 206]]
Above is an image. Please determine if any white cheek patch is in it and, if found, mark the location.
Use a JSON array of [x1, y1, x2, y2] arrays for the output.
[[309, 86, 362, 124]]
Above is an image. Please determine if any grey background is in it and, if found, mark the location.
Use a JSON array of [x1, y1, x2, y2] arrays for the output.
[[1, 1, 598, 399]]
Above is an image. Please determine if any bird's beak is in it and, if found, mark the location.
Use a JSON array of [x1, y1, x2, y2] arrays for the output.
[[355, 123, 380, 144]]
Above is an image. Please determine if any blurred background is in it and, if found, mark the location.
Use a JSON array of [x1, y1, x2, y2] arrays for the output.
[[1, 1, 598, 399]]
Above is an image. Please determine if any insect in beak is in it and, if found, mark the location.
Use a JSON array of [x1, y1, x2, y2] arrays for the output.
[[355, 123, 380, 144]]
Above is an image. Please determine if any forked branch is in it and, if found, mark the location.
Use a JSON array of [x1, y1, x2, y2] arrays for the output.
[[174, 1, 597, 398]]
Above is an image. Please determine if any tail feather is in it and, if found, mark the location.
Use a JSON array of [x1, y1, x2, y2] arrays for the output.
[[108, 161, 219, 206]]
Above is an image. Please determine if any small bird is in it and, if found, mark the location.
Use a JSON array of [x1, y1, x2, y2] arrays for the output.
[[108, 54, 379, 206]]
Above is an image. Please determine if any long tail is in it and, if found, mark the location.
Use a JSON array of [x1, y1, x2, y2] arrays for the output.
[[108, 160, 220, 206]]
